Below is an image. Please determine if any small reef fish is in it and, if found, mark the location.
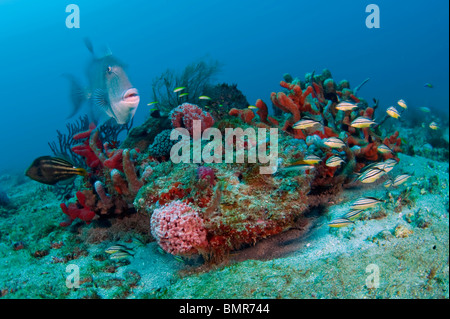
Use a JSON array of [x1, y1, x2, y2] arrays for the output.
[[424, 83, 433, 88], [147, 101, 159, 106], [293, 118, 322, 130], [384, 180, 393, 188], [65, 38, 140, 125], [173, 86, 186, 93], [386, 106, 401, 119], [178, 92, 189, 97], [25, 156, 87, 185], [303, 154, 322, 165], [419, 107, 431, 113], [357, 168, 386, 183], [429, 122, 439, 130], [351, 197, 383, 210], [397, 99, 407, 109], [325, 155, 345, 167], [110, 250, 135, 260], [105, 244, 134, 254], [373, 159, 397, 173], [323, 137, 346, 149], [343, 209, 364, 220], [247, 105, 258, 109], [377, 144, 393, 154], [335, 101, 358, 111], [328, 218, 354, 228], [199, 95, 212, 100], [350, 116, 377, 128], [281, 164, 315, 172], [392, 174, 411, 187]]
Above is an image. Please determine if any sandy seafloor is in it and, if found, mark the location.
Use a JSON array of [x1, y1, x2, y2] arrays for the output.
[[0, 153, 448, 299]]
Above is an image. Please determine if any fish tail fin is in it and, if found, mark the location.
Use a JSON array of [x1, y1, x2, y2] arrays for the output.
[[75, 168, 88, 177], [63, 74, 87, 119]]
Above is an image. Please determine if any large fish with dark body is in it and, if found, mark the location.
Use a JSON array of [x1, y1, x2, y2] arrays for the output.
[[65, 38, 140, 125], [25, 156, 87, 185]]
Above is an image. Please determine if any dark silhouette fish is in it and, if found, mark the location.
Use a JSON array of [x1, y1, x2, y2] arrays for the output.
[[25, 156, 87, 185], [65, 38, 140, 125]]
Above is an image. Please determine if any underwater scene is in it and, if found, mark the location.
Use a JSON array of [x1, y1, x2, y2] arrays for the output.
[[0, 0, 448, 304]]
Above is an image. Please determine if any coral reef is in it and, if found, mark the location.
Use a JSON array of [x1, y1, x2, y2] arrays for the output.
[[55, 68, 407, 264]]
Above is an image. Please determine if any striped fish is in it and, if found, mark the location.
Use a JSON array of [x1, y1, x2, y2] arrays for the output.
[[199, 95, 211, 100], [383, 180, 393, 188], [351, 116, 377, 128], [351, 197, 383, 210], [386, 106, 401, 119], [377, 144, 393, 154], [397, 99, 407, 109], [25, 156, 87, 185], [326, 155, 345, 167], [429, 122, 439, 130], [293, 118, 322, 130], [372, 159, 397, 173], [323, 137, 346, 149], [357, 168, 386, 183], [328, 218, 354, 228], [303, 154, 322, 165], [178, 92, 189, 97], [336, 101, 358, 111], [105, 244, 134, 254], [392, 174, 411, 187], [343, 209, 364, 220], [110, 250, 135, 260]]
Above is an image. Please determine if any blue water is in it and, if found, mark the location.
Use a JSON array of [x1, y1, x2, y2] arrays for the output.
[[0, 0, 448, 172]]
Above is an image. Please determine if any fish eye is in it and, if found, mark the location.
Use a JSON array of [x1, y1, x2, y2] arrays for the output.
[[107, 66, 112, 73]]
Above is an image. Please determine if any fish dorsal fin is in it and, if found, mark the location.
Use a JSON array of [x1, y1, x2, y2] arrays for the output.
[[84, 37, 94, 55], [104, 45, 113, 57]]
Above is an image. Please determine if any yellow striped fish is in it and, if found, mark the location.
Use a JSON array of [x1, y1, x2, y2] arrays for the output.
[[328, 218, 354, 228], [343, 209, 364, 220], [383, 180, 393, 188], [323, 137, 346, 149], [336, 101, 358, 111], [397, 99, 407, 109], [351, 116, 377, 128], [247, 105, 258, 109], [199, 95, 211, 100], [429, 122, 439, 130], [110, 250, 135, 260], [105, 244, 134, 254], [25, 156, 87, 185], [351, 197, 383, 210], [392, 174, 411, 187], [293, 118, 322, 130], [178, 92, 189, 97], [326, 155, 345, 167], [372, 159, 397, 173], [357, 168, 386, 183], [377, 144, 393, 154], [303, 154, 322, 165], [386, 106, 401, 119]]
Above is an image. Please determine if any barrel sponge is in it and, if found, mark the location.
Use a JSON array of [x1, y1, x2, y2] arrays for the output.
[[150, 200, 208, 255]]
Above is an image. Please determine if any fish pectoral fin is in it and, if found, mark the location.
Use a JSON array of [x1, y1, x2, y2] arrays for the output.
[[92, 89, 109, 109]]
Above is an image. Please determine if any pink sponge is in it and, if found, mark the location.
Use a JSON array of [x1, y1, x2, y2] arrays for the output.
[[170, 103, 215, 136], [151, 200, 208, 255]]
